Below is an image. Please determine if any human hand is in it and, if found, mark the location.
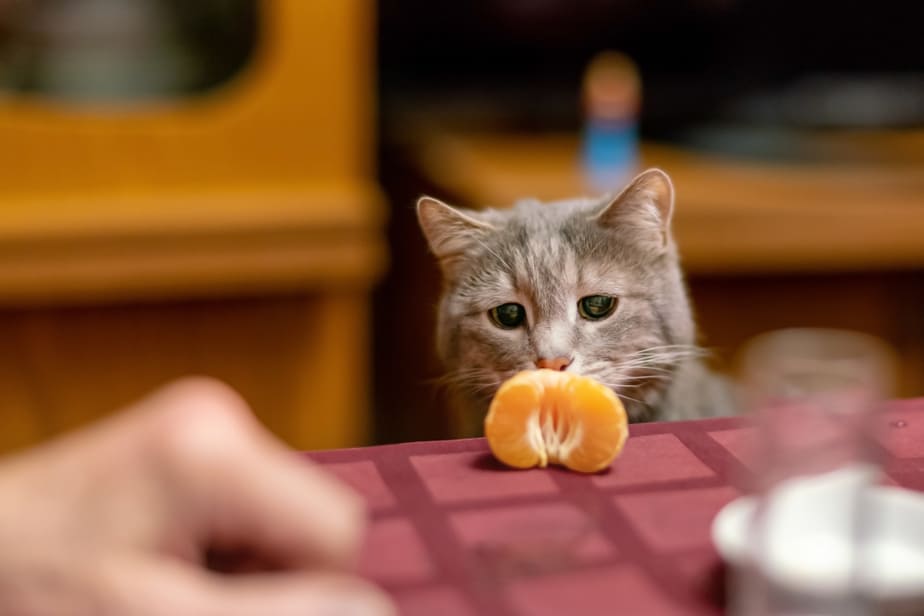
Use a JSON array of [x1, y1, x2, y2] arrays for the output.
[[0, 377, 394, 616]]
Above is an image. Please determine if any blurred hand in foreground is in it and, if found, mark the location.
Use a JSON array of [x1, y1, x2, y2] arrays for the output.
[[0, 377, 394, 616]]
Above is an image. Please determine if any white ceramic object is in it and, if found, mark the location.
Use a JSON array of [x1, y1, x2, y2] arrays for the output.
[[712, 467, 924, 600]]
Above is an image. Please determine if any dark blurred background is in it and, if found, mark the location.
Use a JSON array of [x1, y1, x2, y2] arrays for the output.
[[379, 1, 924, 138], [0, 0, 922, 452], [374, 0, 924, 442]]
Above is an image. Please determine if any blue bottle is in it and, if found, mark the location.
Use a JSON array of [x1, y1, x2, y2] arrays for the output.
[[581, 52, 641, 192]]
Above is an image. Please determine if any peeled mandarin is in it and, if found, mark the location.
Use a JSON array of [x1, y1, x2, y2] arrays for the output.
[[484, 370, 629, 473]]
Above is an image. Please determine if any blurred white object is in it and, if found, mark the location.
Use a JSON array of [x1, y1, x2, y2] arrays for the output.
[[713, 466, 924, 601], [733, 328, 895, 615]]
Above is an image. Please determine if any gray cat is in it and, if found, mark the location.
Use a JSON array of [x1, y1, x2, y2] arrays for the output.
[[417, 168, 733, 436]]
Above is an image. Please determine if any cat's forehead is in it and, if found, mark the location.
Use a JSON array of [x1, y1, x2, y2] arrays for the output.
[[485, 196, 615, 254], [455, 196, 637, 308], [504, 196, 604, 224], [477, 196, 597, 242]]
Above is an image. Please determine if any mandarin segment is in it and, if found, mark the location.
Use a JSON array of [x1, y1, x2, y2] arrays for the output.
[[484, 370, 628, 473], [483, 377, 545, 469]]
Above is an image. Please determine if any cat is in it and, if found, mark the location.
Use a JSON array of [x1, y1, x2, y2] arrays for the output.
[[417, 168, 734, 435]]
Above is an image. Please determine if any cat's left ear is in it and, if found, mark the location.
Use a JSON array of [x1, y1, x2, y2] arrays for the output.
[[593, 168, 674, 248]]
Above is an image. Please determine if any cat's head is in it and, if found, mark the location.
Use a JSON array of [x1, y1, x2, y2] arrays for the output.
[[417, 168, 697, 422]]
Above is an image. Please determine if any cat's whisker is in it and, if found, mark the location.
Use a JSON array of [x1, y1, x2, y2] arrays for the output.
[[616, 347, 705, 373], [617, 393, 645, 406], [435, 375, 483, 386], [634, 343, 706, 354], [615, 374, 671, 384], [628, 347, 707, 365], [432, 369, 500, 395], [632, 343, 705, 354], [617, 359, 675, 370], [437, 369, 491, 381], [597, 383, 646, 407], [629, 351, 701, 363], [613, 362, 675, 375]]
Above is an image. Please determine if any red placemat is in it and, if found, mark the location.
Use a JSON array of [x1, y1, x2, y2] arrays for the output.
[[306, 399, 924, 616]]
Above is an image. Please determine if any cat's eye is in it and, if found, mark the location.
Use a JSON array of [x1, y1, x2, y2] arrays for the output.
[[489, 303, 526, 329], [578, 295, 617, 320]]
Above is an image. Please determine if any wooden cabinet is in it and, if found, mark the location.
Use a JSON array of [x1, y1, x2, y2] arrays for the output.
[[0, 0, 385, 452]]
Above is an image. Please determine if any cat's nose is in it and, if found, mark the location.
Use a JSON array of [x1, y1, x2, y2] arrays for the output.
[[536, 356, 572, 371]]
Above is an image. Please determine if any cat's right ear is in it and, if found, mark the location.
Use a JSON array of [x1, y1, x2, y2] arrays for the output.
[[416, 196, 494, 275]]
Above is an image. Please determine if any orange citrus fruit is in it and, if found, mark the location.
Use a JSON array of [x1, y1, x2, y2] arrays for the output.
[[484, 370, 629, 473]]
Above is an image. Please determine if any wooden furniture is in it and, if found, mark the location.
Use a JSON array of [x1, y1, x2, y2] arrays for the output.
[[0, 0, 385, 453], [417, 131, 924, 274], [410, 130, 924, 398]]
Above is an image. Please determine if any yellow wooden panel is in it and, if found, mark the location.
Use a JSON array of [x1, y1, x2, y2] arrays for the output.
[[0, 0, 376, 191], [0, 1, 384, 303], [0, 292, 373, 454], [0, 185, 386, 306]]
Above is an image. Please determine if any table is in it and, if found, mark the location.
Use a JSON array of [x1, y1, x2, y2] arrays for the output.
[[308, 399, 924, 616]]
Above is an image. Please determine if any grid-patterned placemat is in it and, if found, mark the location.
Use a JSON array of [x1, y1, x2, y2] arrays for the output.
[[306, 400, 924, 616]]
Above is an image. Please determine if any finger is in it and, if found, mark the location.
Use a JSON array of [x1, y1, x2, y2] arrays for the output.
[[135, 377, 368, 570]]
